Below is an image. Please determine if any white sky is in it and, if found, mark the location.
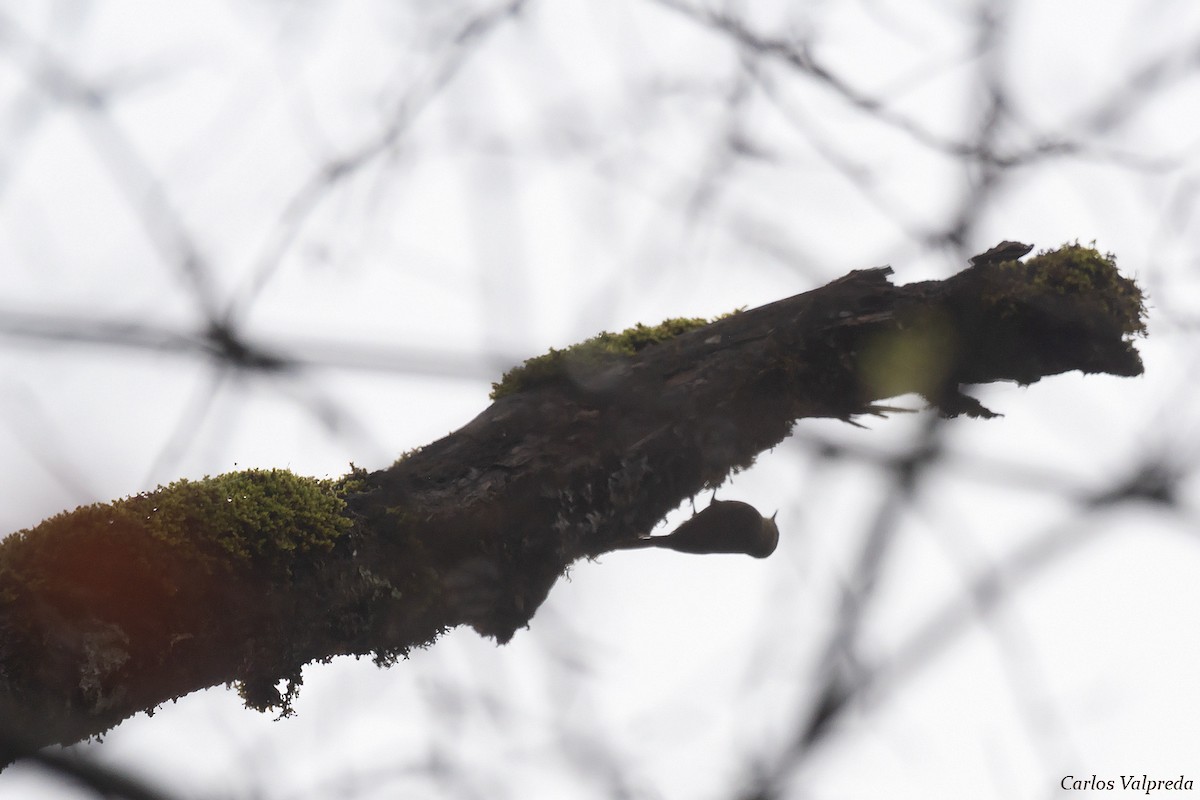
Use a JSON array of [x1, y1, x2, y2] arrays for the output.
[[1, 1, 1199, 798]]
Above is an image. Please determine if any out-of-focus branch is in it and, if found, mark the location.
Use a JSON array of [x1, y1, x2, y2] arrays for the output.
[[223, 0, 531, 325], [0, 308, 509, 380]]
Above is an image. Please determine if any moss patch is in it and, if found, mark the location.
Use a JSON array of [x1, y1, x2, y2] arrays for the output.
[[2, 469, 352, 589], [146, 469, 352, 565], [982, 241, 1147, 336], [491, 314, 741, 399], [0, 468, 356, 720]]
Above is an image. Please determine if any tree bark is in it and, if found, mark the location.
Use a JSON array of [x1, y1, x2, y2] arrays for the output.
[[0, 242, 1146, 762]]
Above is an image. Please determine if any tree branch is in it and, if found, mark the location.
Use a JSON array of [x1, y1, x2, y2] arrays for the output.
[[0, 242, 1145, 762]]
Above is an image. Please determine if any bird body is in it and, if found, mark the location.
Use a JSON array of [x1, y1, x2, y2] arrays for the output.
[[616, 498, 779, 558]]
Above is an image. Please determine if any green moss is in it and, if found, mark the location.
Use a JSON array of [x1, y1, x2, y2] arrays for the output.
[[6, 469, 353, 578], [332, 462, 371, 496], [142, 469, 352, 564], [984, 241, 1147, 335], [490, 314, 733, 399], [391, 446, 424, 468]]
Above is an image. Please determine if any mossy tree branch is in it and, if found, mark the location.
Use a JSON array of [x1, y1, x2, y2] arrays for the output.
[[0, 242, 1146, 762]]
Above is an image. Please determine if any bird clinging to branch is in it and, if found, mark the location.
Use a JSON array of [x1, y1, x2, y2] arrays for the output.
[[613, 498, 779, 558]]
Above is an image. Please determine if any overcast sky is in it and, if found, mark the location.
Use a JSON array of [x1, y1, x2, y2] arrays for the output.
[[1, 1, 1198, 798]]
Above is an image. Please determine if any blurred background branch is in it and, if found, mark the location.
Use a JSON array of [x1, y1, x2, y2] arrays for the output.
[[0, 1, 1195, 798]]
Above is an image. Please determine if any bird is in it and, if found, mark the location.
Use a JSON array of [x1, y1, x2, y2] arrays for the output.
[[614, 498, 779, 558]]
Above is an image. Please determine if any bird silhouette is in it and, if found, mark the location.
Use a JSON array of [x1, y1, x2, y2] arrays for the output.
[[614, 498, 779, 558]]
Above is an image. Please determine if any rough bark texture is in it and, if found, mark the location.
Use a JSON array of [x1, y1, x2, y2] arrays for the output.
[[0, 242, 1146, 762]]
